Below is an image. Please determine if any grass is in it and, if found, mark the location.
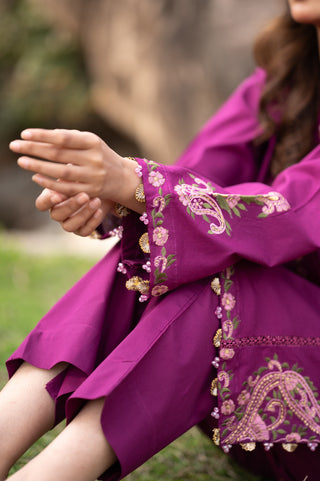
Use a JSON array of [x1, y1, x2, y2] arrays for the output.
[[0, 237, 271, 480]]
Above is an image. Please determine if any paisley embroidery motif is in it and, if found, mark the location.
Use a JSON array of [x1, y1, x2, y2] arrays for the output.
[[174, 174, 291, 236], [211, 265, 320, 452], [220, 355, 320, 446]]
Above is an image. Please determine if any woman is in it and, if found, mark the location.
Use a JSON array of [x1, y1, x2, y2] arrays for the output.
[[3, 1, 320, 480]]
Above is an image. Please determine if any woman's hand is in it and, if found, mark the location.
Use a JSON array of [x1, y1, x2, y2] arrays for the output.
[[36, 188, 113, 237], [10, 129, 130, 201], [10, 128, 145, 214]]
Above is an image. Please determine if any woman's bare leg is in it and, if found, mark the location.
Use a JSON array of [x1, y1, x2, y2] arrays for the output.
[[0, 362, 67, 480], [7, 398, 116, 481]]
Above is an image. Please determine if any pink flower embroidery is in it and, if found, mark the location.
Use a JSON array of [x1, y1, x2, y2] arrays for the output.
[[226, 195, 241, 209], [221, 292, 236, 311], [135, 164, 143, 177], [151, 285, 169, 296], [285, 433, 301, 443], [259, 192, 291, 215], [148, 170, 165, 187], [153, 226, 169, 246], [221, 399, 235, 416], [237, 390, 250, 406], [174, 185, 189, 206], [220, 348, 235, 360]]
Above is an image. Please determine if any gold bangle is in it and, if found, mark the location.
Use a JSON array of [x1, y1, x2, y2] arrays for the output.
[[135, 183, 145, 203]]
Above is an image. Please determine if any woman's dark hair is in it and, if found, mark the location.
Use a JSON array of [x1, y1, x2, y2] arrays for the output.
[[254, 5, 320, 176]]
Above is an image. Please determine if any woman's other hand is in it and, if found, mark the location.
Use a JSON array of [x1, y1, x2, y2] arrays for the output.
[[35, 188, 113, 237]]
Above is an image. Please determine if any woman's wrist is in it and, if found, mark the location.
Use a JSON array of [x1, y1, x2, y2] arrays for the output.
[[113, 157, 146, 215]]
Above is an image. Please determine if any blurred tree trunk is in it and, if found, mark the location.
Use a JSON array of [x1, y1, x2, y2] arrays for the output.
[[29, 0, 281, 163]]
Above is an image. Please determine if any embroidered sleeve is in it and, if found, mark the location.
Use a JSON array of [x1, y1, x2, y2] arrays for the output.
[[135, 144, 320, 297]]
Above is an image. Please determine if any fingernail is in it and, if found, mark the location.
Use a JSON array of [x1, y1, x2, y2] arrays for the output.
[[17, 157, 29, 168], [21, 130, 32, 139], [77, 193, 89, 204], [89, 198, 100, 209], [32, 174, 43, 184], [93, 208, 102, 219], [10, 140, 21, 151]]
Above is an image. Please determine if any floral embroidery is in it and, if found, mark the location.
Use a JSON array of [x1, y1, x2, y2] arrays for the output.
[[142, 159, 176, 295], [226, 195, 240, 209], [151, 284, 169, 296], [221, 293, 236, 311], [237, 390, 251, 406], [134, 164, 143, 177], [257, 191, 291, 217], [220, 348, 235, 360], [286, 433, 301, 443], [211, 265, 320, 452], [174, 174, 291, 236], [175, 177, 226, 234], [220, 266, 241, 338], [220, 354, 320, 447], [153, 226, 169, 246], [221, 399, 235, 415], [148, 170, 165, 187], [125, 276, 150, 295]]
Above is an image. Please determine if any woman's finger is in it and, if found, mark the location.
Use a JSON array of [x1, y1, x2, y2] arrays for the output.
[[20, 129, 100, 150], [61, 202, 102, 234], [11, 140, 93, 166], [35, 189, 67, 212], [31, 173, 94, 197], [74, 209, 105, 237], [50, 193, 92, 222], [17, 156, 89, 182]]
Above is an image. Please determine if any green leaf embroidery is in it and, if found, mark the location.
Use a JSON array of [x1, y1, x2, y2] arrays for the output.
[[237, 203, 247, 211], [166, 259, 176, 268], [154, 212, 164, 219], [202, 214, 211, 223], [222, 428, 229, 438], [216, 195, 232, 215], [232, 206, 241, 217]]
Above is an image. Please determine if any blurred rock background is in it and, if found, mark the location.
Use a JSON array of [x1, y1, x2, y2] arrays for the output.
[[0, 0, 281, 231]]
